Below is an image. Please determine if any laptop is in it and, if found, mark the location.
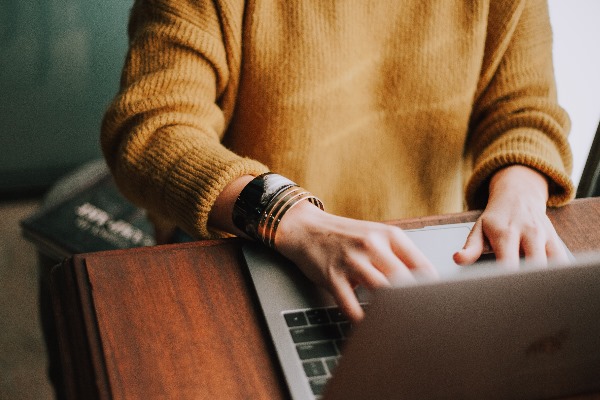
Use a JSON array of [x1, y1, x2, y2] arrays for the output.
[[242, 223, 600, 399]]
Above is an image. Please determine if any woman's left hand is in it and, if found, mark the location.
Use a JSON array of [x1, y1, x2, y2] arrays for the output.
[[453, 165, 570, 268]]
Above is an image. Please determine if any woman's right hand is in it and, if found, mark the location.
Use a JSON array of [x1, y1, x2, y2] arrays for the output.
[[274, 200, 438, 323], [208, 175, 438, 323]]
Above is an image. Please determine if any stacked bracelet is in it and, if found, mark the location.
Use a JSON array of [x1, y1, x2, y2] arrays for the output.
[[232, 173, 324, 249]]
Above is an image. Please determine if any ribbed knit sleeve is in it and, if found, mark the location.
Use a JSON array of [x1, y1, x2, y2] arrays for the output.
[[103, 0, 575, 234], [101, 0, 268, 239], [465, 0, 574, 209]]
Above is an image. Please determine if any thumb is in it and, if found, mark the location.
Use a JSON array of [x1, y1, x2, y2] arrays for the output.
[[453, 219, 485, 266]]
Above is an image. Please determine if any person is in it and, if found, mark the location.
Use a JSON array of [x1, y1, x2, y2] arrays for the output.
[[101, 0, 574, 322]]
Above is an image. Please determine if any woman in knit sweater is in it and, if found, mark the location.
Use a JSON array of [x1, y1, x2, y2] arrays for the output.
[[102, 0, 574, 321]]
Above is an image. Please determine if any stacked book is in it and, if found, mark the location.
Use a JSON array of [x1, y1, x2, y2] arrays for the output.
[[21, 160, 156, 260]]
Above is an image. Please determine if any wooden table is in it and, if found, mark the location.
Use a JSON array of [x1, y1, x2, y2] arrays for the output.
[[51, 198, 600, 400]]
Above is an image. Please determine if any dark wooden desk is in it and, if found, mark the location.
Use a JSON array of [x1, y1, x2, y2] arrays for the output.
[[51, 198, 600, 400]]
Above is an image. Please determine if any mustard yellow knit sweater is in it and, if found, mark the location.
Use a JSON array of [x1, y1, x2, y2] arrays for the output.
[[101, 0, 574, 239]]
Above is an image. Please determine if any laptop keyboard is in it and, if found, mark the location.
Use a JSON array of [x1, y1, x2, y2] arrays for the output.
[[283, 305, 365, 398]]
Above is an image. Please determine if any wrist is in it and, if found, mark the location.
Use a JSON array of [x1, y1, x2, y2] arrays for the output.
[[489, 165, 549, 204], [274, 199, 328, 251], [208, 175, 255, 237]]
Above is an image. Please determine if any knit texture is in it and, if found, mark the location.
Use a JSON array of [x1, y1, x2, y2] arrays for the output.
[[101, 0, 574, 239]]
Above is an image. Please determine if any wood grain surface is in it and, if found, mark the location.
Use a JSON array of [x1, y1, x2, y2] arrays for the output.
[[52, 198, 600, 400], [78, 239, 287, 399]]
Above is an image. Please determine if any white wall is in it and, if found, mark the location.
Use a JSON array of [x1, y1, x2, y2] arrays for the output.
[[548, 0, 600, 187]]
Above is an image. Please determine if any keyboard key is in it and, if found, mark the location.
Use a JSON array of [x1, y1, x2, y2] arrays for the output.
[[284, 312, 308, 327], [335, 339, 346, 352], [309, 377, 329, 396], [296, 342, 338, 360], [327, 307, 348, 323], [290, 324, 342, 343], [306, 309, 330, 325], [339, 322, 352, 337], [303, 360, 326, 377], [325, 358, 338, 374]]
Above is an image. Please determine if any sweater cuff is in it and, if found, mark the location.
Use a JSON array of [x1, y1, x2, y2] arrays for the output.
[[162, 144, 269, 239], [466, 128, 575, 210]]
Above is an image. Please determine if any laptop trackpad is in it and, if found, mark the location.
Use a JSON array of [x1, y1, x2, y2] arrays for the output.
[[405, 223, 474, 278]]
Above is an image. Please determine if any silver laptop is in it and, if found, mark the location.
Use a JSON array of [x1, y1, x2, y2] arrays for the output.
[[242, 223, 600, 399]]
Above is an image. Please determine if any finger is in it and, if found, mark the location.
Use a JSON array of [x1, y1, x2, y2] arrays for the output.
[[546, 235, 571, 264], [520, 233, 547, 267], [329, 278, 365, 323], [490, 228, 521, 269], [453, 219, 484, 266], [378, 255, 417, 286], [388, 229, 438, 278], [348, 259, 392, 290], [541, 217, 571, 264], [368, 247, 416, 284]]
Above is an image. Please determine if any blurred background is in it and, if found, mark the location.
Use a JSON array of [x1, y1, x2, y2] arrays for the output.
[[0, 1, 129, 196], [1, 1, 599, 399], [1, 1, 130, 399]]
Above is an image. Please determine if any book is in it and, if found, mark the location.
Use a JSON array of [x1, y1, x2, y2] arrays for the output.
[[21, 161, 156, 260]]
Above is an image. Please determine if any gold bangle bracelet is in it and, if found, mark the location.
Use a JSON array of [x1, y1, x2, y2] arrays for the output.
[[232, 172, 324, 249], [266, 192, 324, 249], [257, 186, 303, 244]]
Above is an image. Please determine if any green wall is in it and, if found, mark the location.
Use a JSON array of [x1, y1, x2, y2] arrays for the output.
[[0, 1, 131, 194]]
